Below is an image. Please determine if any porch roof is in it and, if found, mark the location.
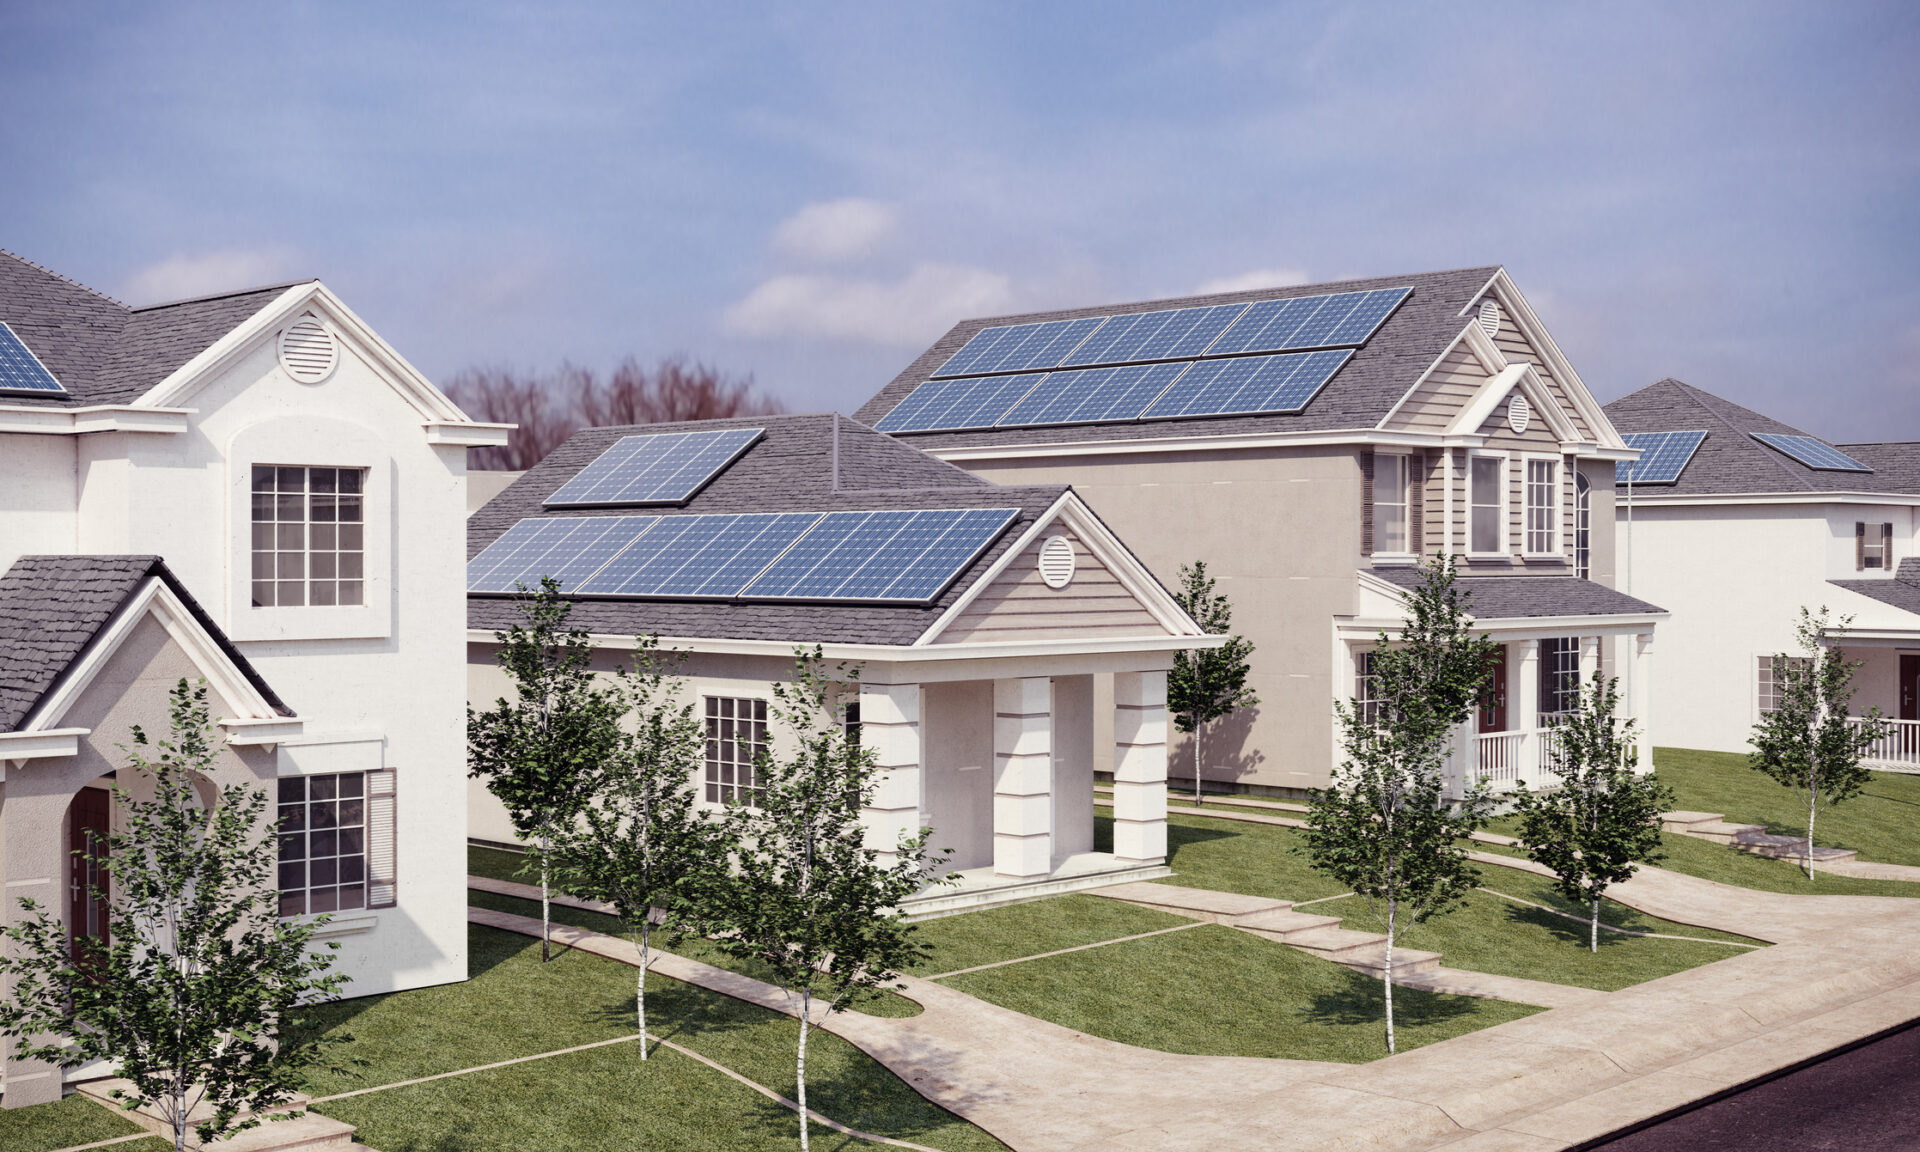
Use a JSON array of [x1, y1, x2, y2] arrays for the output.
[[1830, 558, 1920, 619], [1369, 567, 1666, 621]]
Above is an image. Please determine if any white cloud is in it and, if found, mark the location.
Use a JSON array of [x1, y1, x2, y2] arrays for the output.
[[724, 262, 1014, 345], [772, 199, 901, 265], [120, 248, 300, 306], [1193, 267, 1311, 295]]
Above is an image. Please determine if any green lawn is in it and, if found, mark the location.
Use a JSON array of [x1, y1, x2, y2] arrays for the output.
[[303, 924, 1008, 1152], [942, 923, 1537, 1062], [1094, 810, 1352, 903], [1654, 746, 1920, 866], [907, 895, 1193, 975], [0, 1092, 170, 1152]]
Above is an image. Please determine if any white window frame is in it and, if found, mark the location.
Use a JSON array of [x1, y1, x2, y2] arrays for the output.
[[704, 695, 769, 806], [1756, 654, 1813, 717], [1467, 452, 1508, 558], [1372, 451, 1415, 560], [1522, 454, 1561, 558]]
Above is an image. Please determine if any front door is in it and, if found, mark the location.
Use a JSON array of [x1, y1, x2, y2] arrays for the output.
[[1479, 645, 1509, 733], [69, 788, 110, 957], [1901, 655, 1920, 722]]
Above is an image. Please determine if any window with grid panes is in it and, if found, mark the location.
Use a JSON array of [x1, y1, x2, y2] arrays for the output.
[[251, 466, 365, 607], [1373, 453, 1410, 553], [1354, 650, 1382, 727], [1539, 637, 1581, 717], [1757, 656, 1813, 714], [1525, 459, 1557, 553], [705, 697, 768, 805], [278, 772, 367, 916], [1574, 473, 1592, 579], [1470, 457, 1503, 553]]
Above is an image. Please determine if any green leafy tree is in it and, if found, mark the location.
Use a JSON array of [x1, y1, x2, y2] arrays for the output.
[[1750, 607, 1887, 880], [0, 681, 347, 1152], [1300, 556, 1495, 1054], [469, 577, 625, 960], [1511, 677, 1673, 951], [547, 637, 728, 1060], [1168, 561, 1258, 804], [715, 650, 946, 1152]]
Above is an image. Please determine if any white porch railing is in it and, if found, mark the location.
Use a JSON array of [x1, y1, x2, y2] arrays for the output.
[[1852, 717, 1920, 775], [1448, 726, 1569, 794]]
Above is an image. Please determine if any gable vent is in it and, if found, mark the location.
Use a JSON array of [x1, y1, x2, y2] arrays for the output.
[[1038, 535, 1076, 589], [278, 315, 339, 384], [1477, 299, 1501, 335]]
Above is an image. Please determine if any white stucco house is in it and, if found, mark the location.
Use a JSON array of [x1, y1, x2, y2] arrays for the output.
[[0, 249, 508, 1105], [1607, 378, 1920, 767]]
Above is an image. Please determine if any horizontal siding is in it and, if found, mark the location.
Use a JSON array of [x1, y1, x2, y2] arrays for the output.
[[1492, 304, 1594, 440], [935, 530, 1167, 644], [1385, 340, 1490, 432]]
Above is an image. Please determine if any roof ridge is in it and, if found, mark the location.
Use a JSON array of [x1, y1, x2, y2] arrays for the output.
[[131, 278, 314, 312], [0, 247, 129, 309], [1668, 380, 1815, 492]]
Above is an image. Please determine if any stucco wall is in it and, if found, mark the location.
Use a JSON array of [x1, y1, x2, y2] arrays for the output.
[[0, 434, 77, 574]]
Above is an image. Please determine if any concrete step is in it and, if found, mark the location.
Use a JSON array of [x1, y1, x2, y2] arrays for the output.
[[1660, 810, 1727, 833], [1091, 882, 1292, 924], [1233, 907, 1345, 939], [1337, 945, 1444, 978], [1662, 812, 1861, 864]]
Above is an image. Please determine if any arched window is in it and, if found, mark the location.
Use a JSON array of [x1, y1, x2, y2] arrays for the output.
[[1574, 472, 1592, 580]]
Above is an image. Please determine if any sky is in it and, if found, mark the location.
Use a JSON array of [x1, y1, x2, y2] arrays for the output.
[[2, 1, 1916, 439]]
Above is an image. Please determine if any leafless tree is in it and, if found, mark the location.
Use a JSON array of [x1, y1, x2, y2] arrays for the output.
[[445, 356, 784, 471]]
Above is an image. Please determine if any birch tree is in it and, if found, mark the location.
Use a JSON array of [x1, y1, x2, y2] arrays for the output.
[[1300, 556, 1494, 1054], [1749, 607, 1886, 880], [1168, 561, 1258, 805], [469, 577, 624, 960], [0, 681, 347, 1152], [1511, 677, 1672, 951]]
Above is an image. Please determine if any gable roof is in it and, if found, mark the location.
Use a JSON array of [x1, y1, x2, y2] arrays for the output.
[[1367, 567, 1665, 620], [0, 555, 291, 732], [850, 265, 1502, 450], [1829, 557, 1920, 619], [469, 413, 1119, 646], [0, 248, 306, 409], [1603, 378, 1920, 497]]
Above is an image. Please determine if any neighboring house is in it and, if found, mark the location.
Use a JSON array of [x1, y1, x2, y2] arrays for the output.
[[0, 250, 508, 1106], [852, 266, 1667, 797], [466, 413, 1215, 916], [1605, 378, 1920, 767]]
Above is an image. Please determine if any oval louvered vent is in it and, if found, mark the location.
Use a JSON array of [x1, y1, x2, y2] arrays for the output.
[[279, 315, 339, 383], [1038, 535, 1076, 589], [1507, 394, 1532, 435], [1478, 299, 1501, 335]]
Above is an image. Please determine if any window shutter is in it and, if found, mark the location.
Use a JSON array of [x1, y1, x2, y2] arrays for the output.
[[1857, 522, 1866, 570], [1884, 523, 1895, 568], [1360, 449, 1374, 555], [367, 769, 397, 908], [1409, 453, 1425, 554]]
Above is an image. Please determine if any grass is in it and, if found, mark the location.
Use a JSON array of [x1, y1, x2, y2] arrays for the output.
[[1653, 746, 1920, 867], [1093, 810, 1352, 903], [943, 923, 1538, 1062], [303, 924, 1009, 1152], [907, 895, 1193, 975], [0, 1092, 170, 1152]]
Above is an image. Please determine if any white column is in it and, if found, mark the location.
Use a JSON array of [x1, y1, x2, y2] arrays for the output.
[[1631, 633, 1654, 772], [1579, 635, 1601, 691], [859, 682, 924, 865], [994, 677, 1054, 878], [1516, 638, 1540, 782], [1112, 670, 1169, 865]]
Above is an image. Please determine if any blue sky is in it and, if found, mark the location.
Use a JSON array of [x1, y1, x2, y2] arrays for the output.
[[3, 1, 1916, 438]]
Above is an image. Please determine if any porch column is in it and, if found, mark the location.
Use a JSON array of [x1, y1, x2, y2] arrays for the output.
[[1516, 638, 1540, 780], [1112, 671, 1169, 866], [1630, 633, 1654, 772], [3, 770, 73, 1108], [859, 683, 924, 866], [1579, 635, 1601, 692], [993, 678, 1053, 878]]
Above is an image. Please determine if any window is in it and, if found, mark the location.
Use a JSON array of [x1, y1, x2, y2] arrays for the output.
[[1354, 650, 1382, 726], [278, 773, 366, 916], [705, 696, 768, 804], [1756, 656, 1813, 714], [1470, 456, 1504, 553], [1374, 453, 1410, 554], [843, 700, 862, 747], [1858, 522, 1894, 571], [1574, 473, 1592, 580], [1539, 638, 1581, 717], [1525, 459, 1558, 554], [251, 466, 365, 607]]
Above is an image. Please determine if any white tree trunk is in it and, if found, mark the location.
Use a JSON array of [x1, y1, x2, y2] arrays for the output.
[[637, 921, 650, 1060], [1383, 894, 1397, 1056], [1806, 786, 1818, 881], [1590, 896, 1599, 953], [1194, 721, 1203, 805], [797, 989, 812, 1152]]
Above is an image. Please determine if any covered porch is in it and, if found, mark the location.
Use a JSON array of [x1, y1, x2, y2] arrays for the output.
[[1823, 627, 1920, 774]]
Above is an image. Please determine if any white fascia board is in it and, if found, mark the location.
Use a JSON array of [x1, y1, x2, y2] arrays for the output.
[[1443, 331, 1582, 445], [469, 628, 1226, 663], [0, 405, 193, 435], [1620, 490, 1920, 508], [1445, 363, 1530, 437], [1478, 270, 1624, 450], [1826, 627, 1920, 643], [425, 420, 516, 447], [220, 718, 306, 746], [1375, 325, 1497, 431], [928, 427, 1461, 463], [1337, 612, 1667, 640], [0, 728, 89, 762]]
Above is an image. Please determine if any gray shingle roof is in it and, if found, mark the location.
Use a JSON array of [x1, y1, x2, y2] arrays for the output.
[[1829, 558, 1920, 619], [1369, 567, 1665, 620], [1604, 379, 1920, 497], [468, 414, 1076, 646], [0, 249, 301, 408], [849, 265, 1500, 449], [0, 556, 291, 732]]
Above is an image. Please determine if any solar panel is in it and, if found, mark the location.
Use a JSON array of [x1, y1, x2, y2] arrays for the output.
[[466, 516, 659, 593], [544, 428, 762, 506], [1141, 349, 1352, 420], [0, 321, 65, 394], [1207, 287, 1410, 357], [871, 373, 1047, 433], [573, 512, 823, 597], [1058, 303, 1249, 367], [1615, 431, 1708, 485], [997, 362, 1191, 427], [930, 316, 1108, 377], [1751, 433, 1873, 473], [741, 507, 1019, 602], [873, 508, 1022, 601]]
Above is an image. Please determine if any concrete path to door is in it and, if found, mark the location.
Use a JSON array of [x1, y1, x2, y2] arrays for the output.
[[471, 856, 1920, 1152]]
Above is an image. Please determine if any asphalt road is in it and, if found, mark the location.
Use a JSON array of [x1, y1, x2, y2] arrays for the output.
[[1590, 1020, 1920, 1151]]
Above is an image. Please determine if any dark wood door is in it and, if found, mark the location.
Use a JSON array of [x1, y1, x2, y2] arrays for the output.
[[69, 788, 110, 956], [1479, 645, 1509, 733], [1902, 655, 1920, 722]]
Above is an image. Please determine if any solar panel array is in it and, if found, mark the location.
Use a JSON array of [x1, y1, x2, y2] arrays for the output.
[[0, 321, 65, 394], [1615, 430, 1709, 485], [1751, 433, 1874, 474], [469, 507, 1019, 603], [877, 285, 1409, 434], [544, 428, 763, 506]]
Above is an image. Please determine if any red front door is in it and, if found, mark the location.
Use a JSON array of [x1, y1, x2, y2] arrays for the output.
[[1479, 645, 1509, 733], [69, 788, 110, 957]]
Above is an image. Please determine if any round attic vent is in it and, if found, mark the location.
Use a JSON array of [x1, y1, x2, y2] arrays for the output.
[[1507, 394, 1532, 435], [1038, 535, 1076, 589], [1478, 299, 1501, 335], [279, 315, 339, 384]]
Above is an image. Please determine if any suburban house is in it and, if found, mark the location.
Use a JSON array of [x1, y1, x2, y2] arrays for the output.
[[852, 266, 1668, 797], [0, 250, 507, 1106], [1605, 378, 1920, 768], [466, 413, 1216, 916]]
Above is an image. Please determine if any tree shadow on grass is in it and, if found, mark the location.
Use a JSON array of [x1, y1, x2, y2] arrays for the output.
[[728, 1044, 987, 1152], [1301, 967, 1481, 1031], [1496, 900, 1641, 949]]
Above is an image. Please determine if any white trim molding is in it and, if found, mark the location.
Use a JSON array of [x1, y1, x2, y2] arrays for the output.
[[0, 405, 193, 436]]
